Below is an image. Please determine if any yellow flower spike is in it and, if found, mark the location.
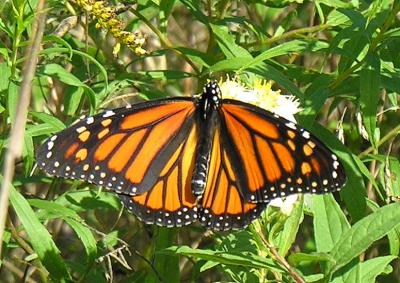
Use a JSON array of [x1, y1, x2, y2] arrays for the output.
[[113, 43, 121, 57], [75, 0, 146, 56]]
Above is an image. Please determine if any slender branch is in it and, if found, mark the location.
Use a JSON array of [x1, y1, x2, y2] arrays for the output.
[[2, 259, 38, 283], [359, 124, 400, 158], [7, 218, 49, 281], [129, 7, 200, 75], [0, 0, 47, 257], [251, 222, 305, 283], [245, 24, 331, 48], [328, 60, 363, 89], [8, 218, 34, 255], [330, 2, 400, 90]]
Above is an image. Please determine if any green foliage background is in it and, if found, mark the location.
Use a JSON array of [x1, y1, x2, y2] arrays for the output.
[[1, 0, 400, 282]]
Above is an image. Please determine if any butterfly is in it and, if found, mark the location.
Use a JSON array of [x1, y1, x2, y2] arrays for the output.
[[36, 81, 346, 231]]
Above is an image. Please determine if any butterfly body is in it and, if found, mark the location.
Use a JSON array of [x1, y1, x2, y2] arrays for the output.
[[37, 82, 346, 230]]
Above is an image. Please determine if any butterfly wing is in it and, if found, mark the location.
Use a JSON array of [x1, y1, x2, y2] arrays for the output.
[[219, 99, 346, 203], [36, 98, 196, 196], [198, 118, 267, 231], [118, 122, 199, 227]]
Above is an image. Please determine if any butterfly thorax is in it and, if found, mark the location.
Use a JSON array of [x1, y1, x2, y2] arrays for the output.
[[198, 81, 222, 120]]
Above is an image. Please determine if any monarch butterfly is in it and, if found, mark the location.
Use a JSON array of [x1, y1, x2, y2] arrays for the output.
[[37, 81, 346, 230]]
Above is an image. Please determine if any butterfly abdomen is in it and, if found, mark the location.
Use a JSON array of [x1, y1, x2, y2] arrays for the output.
[[192, 111, 218, 196]]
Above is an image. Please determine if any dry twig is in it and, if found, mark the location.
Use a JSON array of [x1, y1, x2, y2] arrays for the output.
[[0, 0, 47, 257]]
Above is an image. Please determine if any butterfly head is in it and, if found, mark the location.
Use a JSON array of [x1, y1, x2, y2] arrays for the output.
[[199, 81, 222, 120], [204, 81, 222, 102]]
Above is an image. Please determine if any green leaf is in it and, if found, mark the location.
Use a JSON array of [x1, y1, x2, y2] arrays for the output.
[[159, 0, 177, 32], [43, 35, 73, 59], [29, 199, 97, 263], [64, 218, 97, 263], [312, 194, 350, 253], [208, 57, 253, 73], [317, 0, 354, 8], [137, 70, 194, 80], [64, 86, 84, 116], [42, 64, 97, 113], [39, 47, 108, 86], [173, 47, 217, 68], [311, 124, 367, 221], [239, 40, 310, 71], [26, 123, 61, 137], [277, 199, 303, 256], [300, 76, 333, 126], [179, 0, 208, 24], [162, 246, 282, 271], [359, 54, 381, 147], [289, 252, 335, 265], [209, 23, 252, 59], [8, 180, 71, 281], [149, 228, 180, 283], [7, 80, 19, 124], [248, 63, 304, 99], [360, 255, 396, 282], [388, 226, 400, 256], [303, 273, 325, 282], [43, 63, 86, 87], [22, 132, 34, 175], [0, 62, 11, 92], [54, 190, 122, 212], [30, 112, 66, 132], [327, 9, 352, 27], [337, 32, 369, 73], [331, 259, 361, 283], [329, 202, 400, 273]]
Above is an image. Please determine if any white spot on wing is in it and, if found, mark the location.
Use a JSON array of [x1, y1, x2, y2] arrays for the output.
[[76, 126, 86, 133], [47, 141, 54, 150], [286, 122, 296, 130], [302, 131, 310, 139], [333, 161, 339, 169], [86, 117, 94, 124], [103, 110, 115, 118]]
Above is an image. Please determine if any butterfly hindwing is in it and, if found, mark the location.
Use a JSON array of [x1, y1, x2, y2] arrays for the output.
[[220, 100, 346, 203], [119, 123, 199, 227], [198, 121, 267, 231], [37, 98, 196, 196]]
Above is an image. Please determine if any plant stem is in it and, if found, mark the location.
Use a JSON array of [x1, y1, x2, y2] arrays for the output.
[[251, 222, 306, 283], [359, 124, 400, 158], [245, 24, 331, 48], [129, 7, 200, 75], [0, 0, 47, 257]]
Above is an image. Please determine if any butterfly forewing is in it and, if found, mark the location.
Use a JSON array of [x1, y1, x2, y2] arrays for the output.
[[220, 100, 346, 203], [37, 98, 196, 196]]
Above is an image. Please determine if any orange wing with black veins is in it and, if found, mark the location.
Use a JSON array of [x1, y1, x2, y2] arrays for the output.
[[220, 100, 346, 203], [37, 98, 197, 197]]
